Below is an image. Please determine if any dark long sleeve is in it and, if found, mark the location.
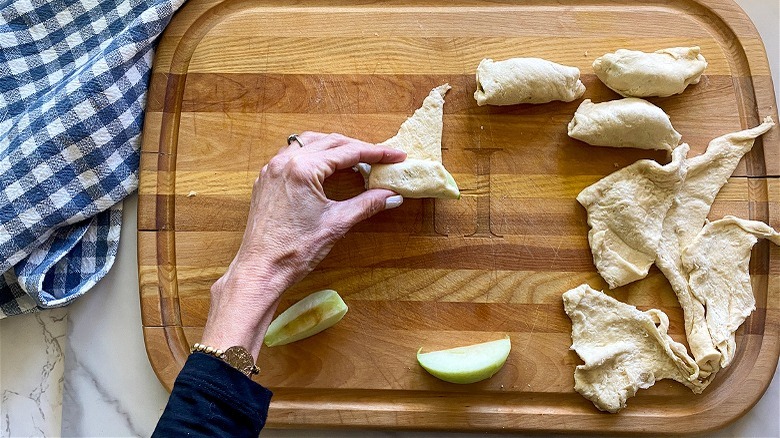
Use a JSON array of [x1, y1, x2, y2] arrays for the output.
[[152, 352, 273, 437]]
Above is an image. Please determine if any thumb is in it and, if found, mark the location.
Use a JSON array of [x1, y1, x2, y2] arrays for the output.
[[331, 189, 403, 228]]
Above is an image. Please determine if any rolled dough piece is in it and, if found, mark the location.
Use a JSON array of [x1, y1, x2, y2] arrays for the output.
[[568, 98, 682, 151], [682, 216, 780, 368], [656, 117, 775, 380], [593, 47, 707, 97], [577, 144, 689, 289], [474, 58, 586, 106], [366, 84, 460, 199], [563, 284, 700, 413]]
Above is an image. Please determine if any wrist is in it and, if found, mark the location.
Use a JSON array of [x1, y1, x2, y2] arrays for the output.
[[201, 273, 285, 360], [201, 302, 279, 360]]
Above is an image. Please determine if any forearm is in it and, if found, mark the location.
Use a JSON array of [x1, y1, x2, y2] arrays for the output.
[[155, 258, 286, 437]]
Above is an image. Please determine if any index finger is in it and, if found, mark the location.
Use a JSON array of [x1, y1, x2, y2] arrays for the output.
[[315, 142, 407, 173]]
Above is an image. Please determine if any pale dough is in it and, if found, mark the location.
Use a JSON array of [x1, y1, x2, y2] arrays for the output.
[[593, 47, 707, 97], [682, 216, 780, 368], [577, 145, 689, 289], [568, 98, 682, 151], [366, 84, 460, 199], [474, 58, 586, 106], [655, 117, 775, 379], [563, 284, 700, 413]]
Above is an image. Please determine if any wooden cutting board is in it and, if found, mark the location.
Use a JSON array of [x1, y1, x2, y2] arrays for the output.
[[138, 0, 780, 433]]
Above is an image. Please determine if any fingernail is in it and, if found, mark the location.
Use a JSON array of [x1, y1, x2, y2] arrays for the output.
[[385, 195, 403, 210]]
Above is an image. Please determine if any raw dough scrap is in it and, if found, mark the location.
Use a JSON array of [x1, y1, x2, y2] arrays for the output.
[[577, 144, 689, 289], [656, 117, 775, 378], [568, 98, 682, 151], [682, 216, 780, 368], [593, 47, 707, 97], [474, 58, 586, 106], [563, 284, 700, 413], [366, 84, 460, 199]]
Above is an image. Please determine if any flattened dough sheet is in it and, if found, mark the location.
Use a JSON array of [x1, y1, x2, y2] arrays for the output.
[[655, 117, 775, 379], [682, 216, 780, 368], [564, 284, 700, 413], [577, 145, 689, 290]]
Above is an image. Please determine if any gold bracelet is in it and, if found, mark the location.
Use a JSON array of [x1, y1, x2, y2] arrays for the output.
[[191, 342, 260, 377], [191, 342, 225, 357]]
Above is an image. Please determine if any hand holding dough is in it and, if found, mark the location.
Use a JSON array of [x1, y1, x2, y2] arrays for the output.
[[593, 47, 707, 97], [474, 58, 586, 106], [577, 144, 689, 289], [563, 284, 700, 413], [568, 98, 682, 151], [366, 84, 460, 199], [682, 216, 780, 368]]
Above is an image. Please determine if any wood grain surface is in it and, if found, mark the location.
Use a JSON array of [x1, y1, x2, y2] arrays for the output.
[[138, 0, 780, 433]]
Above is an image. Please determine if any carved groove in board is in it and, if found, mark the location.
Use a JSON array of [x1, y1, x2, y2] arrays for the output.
[[465, 148, 502, 238]]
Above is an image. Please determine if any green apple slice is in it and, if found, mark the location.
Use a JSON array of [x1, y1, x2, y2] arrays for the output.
[[264, 289, 348, 347], [417, 337, 511, 384]]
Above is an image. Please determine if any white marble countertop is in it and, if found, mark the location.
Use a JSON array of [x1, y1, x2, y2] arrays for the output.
[[2, 0, 779, 436]]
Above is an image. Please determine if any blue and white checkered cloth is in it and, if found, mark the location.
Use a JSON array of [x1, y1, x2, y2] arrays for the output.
[[0, 0, 184, 317]]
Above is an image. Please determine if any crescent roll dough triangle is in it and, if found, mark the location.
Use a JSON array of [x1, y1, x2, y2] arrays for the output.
[[563, 284, 700, 413], [682, 216, 780, 368], [656, 117, 775, 379], [367, 84, 460, 199], [577, 144, 689, 289]]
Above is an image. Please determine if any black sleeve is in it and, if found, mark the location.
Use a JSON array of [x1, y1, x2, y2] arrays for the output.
[[152, 352, 273, 437]]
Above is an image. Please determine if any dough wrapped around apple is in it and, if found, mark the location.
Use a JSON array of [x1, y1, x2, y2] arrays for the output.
[[474, 58, 586, 106], [568, 98, 682, 151], [593, 47, 707, 97], [364, 84, 460, 199]]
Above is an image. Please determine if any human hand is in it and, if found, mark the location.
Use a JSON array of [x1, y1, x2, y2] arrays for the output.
[[201, 132, 406, 358]]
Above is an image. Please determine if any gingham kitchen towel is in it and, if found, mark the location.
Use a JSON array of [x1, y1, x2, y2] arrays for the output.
[[0, 0, 184, 317]]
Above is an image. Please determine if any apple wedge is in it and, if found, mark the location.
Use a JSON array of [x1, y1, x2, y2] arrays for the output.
[[417, 337, 511, 384], [264, 289, 348, 347]]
